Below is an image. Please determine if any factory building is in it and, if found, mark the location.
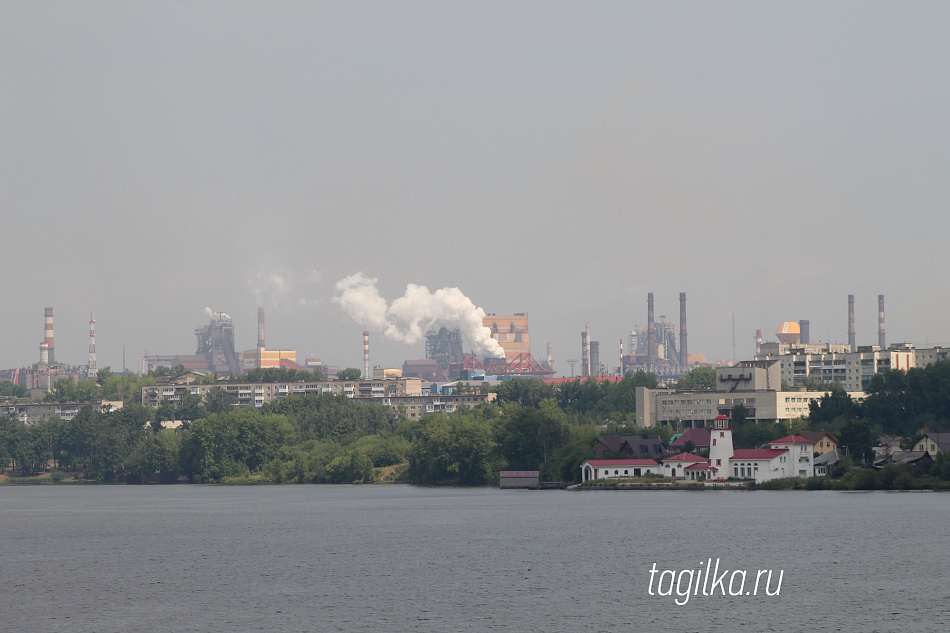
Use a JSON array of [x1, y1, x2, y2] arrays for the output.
[[483, 313, 530, 360], [140, 310, 251, 376], [241, 349, 300, 371], [623, 293, 696, 378]]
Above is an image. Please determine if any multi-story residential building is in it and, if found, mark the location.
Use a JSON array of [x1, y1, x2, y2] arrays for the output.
[[143, 377, 425, 408], [756, 341, 948, 392], [1, 400, 123, 425], [141, 377, 494, 419], [635, 360, 864, 428]]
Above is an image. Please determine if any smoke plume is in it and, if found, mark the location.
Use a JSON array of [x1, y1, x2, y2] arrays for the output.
[[334, 272, 505, 358]]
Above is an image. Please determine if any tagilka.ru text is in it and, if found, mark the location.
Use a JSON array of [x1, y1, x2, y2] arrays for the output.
[[648, 559, 783, 605]]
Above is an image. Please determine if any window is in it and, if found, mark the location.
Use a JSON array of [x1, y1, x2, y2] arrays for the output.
[[716, 459, 721, 466]]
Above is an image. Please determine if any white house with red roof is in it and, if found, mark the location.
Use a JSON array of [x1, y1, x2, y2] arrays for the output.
[[705, 415, 815, 483], [767, 434, 815, 478], [580, 459, 660, 482], [729, 448, 790, 482], [660, 452, 708, 479]]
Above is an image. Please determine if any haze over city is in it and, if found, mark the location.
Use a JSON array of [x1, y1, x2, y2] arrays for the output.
[[3, 2, 949, 374]]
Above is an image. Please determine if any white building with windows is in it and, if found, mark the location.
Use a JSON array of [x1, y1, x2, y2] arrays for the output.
[[580, 459, 660, 482], [706, 416, 815, 483], [636, 360, 864, 428], [756, 341, 940, 392]]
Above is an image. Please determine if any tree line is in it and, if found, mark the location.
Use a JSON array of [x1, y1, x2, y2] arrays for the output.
[[5, 361, 950, 486]]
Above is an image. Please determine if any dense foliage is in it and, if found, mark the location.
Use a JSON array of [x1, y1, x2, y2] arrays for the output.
[[805, 360, 950, 462], [5, 361, 950, 488]]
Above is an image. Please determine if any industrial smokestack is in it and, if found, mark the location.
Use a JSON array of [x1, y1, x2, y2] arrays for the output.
[[87, 313, 97, 379], [40, 342, 49, 365], [581, 324, 590, 378], [799, 320, 810, 345], [755, 329, 763, 357], [679, 292, 688, 367], [848, 295, 856, 352], [45, 307, 55, 364], [363, 331, 370, 379], [878, 295, 886, 349], [647, 293, 656, 368], [619, 338, 623, 376], [547, 342, 553, 369], [590, 340, 600, 377], [257, 307, 266, 350]]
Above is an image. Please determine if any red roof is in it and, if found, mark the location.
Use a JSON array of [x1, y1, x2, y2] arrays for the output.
[[684, 462, 711, 470], [662, 452, 707, 463], [732, 448, 787, 460], [670, 428, 712, 447], [770, 435, 814, 445], [545, 376, 626, 384], [585, 459, 658, 467]]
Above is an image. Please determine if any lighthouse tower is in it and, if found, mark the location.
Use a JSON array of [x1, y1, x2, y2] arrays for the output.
[[708, 415, 734, 477]]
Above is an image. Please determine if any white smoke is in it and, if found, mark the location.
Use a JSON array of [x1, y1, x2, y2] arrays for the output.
[[203, 307, 231, 321], [333, 272, 506, 359]]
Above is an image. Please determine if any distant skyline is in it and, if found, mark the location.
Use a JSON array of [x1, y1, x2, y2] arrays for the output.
[[3, 2, 949, 375]]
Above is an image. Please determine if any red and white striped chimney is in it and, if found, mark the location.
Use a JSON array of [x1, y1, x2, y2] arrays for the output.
[[45, 307, 55, 364], [363, 331, 370, 379]]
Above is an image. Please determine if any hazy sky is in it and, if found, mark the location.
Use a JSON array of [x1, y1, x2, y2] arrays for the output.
[[3, 1, 949, 375]]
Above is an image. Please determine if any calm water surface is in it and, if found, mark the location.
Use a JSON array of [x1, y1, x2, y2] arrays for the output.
[[2, 485, 948, 632]]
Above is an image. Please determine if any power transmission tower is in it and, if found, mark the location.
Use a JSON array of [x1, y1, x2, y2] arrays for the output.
[[566, 359, 578, 377]]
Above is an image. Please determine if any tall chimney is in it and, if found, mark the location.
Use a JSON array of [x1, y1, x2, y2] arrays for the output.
[[45, 307, 55, 364], [257, 307, 266, 351], [619, 338, 624, 376], [878, 295, 886, 349], [363, 331, 370, 379], [590, 340, 600, 377], [647, 293, 656, 368], [40, 342, 49, 365], [755, 329, 763, 357], [679, 292, 688, 367], [87, 313, 97, 379], [581, 324, 590, 378], [547, 342, 553, 369], [848, 295, 856, 352], [799, 319, 810, 345]]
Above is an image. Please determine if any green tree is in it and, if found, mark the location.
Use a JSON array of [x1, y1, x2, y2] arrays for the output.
[[203, 387, 236, 414], [410, 411, 500, 485], [838, 417, 874, 465], [492, 377, 555, 408], [0, 381, 28, 398], [676, 367, 716, 391], [336, 368, 362, 381]]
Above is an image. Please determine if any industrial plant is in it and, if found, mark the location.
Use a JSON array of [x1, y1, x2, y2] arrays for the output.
[[400, 313, 554, 382]]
